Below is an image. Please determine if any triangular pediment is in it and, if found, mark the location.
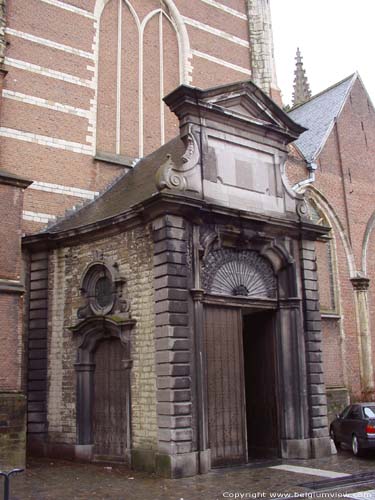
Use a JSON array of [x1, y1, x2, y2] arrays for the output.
[[209, 92, 281, 128], [164, 80, 306, 142]]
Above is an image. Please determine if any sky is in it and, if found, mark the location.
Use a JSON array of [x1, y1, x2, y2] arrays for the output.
[[270, 0, 375, 106]]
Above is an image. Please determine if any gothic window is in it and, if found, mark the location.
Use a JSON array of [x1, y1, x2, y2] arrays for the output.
[[307, 199, 338, 314], [96, 0, 185, 159]]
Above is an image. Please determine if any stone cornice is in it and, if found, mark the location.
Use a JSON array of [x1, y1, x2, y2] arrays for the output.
[[0, 278, 24, 294], [23, 192, 329, 250], [0, 169, 33, 189]]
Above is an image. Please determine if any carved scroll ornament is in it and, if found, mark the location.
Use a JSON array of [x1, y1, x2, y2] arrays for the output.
[[155, 126, 201, 193]]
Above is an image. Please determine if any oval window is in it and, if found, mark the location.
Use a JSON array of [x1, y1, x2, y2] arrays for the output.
[[95, 276, 113, 308]]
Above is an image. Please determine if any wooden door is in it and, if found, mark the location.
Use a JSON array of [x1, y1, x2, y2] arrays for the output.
[[93, 338, 129, 461], [204, 305, 247, 467]]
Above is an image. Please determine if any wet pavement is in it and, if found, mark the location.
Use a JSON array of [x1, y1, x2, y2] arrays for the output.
[[3, 450, 375, 500]]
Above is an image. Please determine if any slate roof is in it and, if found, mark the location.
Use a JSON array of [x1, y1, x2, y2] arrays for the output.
[[289, 74, 356, 163], [47, 136, 186, 233]]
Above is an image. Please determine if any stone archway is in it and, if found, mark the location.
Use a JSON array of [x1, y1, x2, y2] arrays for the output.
[[71, 316, 135, 462], [192, 234, 327, 467], [198, 242, 312, 464]]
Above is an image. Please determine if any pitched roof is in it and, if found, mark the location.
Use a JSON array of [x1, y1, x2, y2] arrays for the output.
[[289, 73, 356, 163], [47, 136, 186, 233]]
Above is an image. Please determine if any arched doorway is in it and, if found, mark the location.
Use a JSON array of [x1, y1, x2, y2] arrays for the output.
[[201, 248, 280, 466], [93, 337, 130, 461], [72, 316, 135, 463]]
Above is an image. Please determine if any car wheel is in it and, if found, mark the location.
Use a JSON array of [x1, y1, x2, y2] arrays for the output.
[[330, 427, 340, 448], [352, 434, 364, 457]]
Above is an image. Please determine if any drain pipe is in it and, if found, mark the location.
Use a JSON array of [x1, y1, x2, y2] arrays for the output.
[[292, 162, 318, 191]]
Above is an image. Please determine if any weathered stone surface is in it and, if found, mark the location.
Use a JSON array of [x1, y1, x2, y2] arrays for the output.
[[308, 362, 324, 374], [153, 253, 187, 267], [157, 389, 191, 403], [311, 405, 327, 417], [157, 402, 192, 416], [158, 428, 193, 441], [154, 276, 188, 290], [310, 394, 327, 406], [155, 351, 190, 365], [155, 338, 190, 351], [156, 377, 191, 390], [157, 415, 192, 428], [155, 326, 190, 339], [155, 312, 189, 327], [152, 215, 185, 231], [154, 240, 187, 255], [306, 341, 322, 352], [311, 416, 328, 428], [304, 279, 319, 291], [153, 227, 186, 243], [156, 364, 190, 377], [43, 227, 158, 454], [155, 288, 189, 302], [155, 300, 188, 314], [0, 393, 26, 469], [308, 373, 325, 384], [307, 352, 323, 363], [154, 263, 187, 278]]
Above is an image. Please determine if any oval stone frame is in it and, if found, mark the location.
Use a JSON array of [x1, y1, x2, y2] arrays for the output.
[[80, 262, 115, 316]]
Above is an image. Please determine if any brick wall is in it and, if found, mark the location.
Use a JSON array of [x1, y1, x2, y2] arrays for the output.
[[287, 78, 375, 402], [0, 295, 24, 390], [45, 225, 157, 451], [0, 183, 23, 280], [0, 0, 262, 233], [369, 229, 375, 391], [0, 173, 30, 469]]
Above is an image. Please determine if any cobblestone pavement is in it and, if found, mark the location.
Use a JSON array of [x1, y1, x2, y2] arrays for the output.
[[4, 450, 375, 500]]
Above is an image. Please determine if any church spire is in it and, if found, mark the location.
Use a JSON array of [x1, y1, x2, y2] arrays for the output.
[[292, 47, 312, 106]]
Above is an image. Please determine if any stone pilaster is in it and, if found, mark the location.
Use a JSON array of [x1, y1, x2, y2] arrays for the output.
[[351, 276, 374, 397], [27, 251, 49, 453], [246, 0, 281, 103], [0, 170, 31, 468], [300, 240, 331, 457], [152, 215, 197, 478]]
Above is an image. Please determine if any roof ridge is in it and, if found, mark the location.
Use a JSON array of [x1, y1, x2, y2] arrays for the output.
[[288, 73, 357, 163], [290, 73, 356, 112]]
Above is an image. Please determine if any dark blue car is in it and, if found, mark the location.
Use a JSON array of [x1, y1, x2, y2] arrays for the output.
[[330, 403, 375, 456]]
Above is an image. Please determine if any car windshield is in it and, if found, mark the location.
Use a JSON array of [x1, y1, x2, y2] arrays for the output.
[[363, 406, 375, 418]]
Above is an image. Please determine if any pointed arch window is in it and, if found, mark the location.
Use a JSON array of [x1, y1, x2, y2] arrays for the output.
[[96, 0, 190, 160], [307, 199, 338, 314]]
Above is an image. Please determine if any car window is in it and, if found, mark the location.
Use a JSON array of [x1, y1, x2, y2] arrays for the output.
[[363, 406, 375, 418], [347, 406, 362, 419], [340, 406, 351, 418]]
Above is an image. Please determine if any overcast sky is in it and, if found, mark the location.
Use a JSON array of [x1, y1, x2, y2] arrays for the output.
[[270, 0, 375, 106]]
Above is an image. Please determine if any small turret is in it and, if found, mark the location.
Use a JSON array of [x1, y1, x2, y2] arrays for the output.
[[292, 47, 312, 106]]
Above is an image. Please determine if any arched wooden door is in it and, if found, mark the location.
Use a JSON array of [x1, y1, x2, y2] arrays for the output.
[[93, 337, 129, 462]]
